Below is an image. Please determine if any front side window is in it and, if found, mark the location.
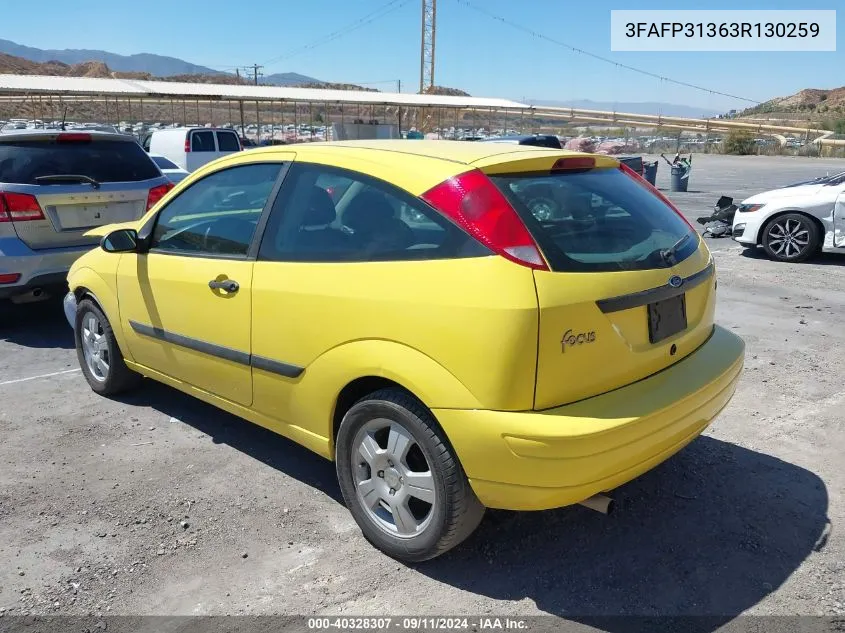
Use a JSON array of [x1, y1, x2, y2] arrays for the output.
[[258, 163, 485, 263], [190, 131, 216, 152], [150, 163, 282, 257]]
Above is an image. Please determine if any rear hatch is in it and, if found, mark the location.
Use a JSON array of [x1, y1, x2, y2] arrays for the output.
[[0, 133, 167, 250], [484, 155, 715, 409]]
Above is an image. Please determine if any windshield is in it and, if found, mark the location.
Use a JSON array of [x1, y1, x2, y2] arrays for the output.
[[490, 167, 698, 272]]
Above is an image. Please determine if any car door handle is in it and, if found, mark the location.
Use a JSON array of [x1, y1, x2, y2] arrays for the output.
[[208, 279, 239, 293]]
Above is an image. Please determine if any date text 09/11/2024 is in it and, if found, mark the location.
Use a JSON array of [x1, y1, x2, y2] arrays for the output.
[[307, 617, 529, 630]]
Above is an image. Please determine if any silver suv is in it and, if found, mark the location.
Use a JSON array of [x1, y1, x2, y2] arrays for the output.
[[0, 130, 172, 303]]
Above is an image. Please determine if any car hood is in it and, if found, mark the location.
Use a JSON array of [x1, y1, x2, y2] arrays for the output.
[[742, 183, 825, 205]]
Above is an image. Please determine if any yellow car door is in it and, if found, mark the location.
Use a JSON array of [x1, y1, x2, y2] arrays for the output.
[[248, 161, 502, 450], [116, 161, 286, 406]]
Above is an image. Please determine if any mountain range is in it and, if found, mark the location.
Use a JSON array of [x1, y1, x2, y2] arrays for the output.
[[526, 99, 723, 119], [0, 38, 322, 86]]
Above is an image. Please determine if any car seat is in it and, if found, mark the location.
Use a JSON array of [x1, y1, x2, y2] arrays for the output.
[[343, 190, 415, 255], [295, 186, 350, 253]]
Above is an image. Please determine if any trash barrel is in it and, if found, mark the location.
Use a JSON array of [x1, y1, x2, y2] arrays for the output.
[[670, 165, 689, 192], [642, 161, 658, 185]]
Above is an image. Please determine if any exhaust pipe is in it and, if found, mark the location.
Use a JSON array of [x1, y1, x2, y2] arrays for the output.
[[578, 494, 614, 515], [10, 288, 48, 304]]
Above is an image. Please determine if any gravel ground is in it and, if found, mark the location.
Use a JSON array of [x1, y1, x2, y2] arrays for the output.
[[0, 154, 843, 628]]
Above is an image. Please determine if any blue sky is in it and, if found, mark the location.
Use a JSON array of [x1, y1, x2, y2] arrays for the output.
[[4, 0, 842, 112]]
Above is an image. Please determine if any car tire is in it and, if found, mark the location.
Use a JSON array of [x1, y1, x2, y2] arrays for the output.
[[75, 298, 141, 396], [761, 213, 820, 263], [335, 388, 485, 562]]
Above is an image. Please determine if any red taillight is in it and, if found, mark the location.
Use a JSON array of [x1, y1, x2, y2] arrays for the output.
[[0, 273, 21, 284], [184, 137, 191, 153], [0, 192, 46, 222], [552, 156, 595, 171], [146, 183, 174, 210], [420, 169, 548, 270], [619, 162, 695, 231], [57, 133, 91, 143]]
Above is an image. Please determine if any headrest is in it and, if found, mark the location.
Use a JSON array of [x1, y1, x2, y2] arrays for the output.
[[304, 186, 336, 226], [343, 191, 396, 234]]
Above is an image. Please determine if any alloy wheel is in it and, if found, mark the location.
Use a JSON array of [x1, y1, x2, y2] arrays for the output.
[[81, 312, 110, 382], [766, 217, 810, 259], [351, 418, 436, 538]]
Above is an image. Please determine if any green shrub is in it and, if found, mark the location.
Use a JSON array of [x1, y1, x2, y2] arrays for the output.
[[722, 130, 756, 155]]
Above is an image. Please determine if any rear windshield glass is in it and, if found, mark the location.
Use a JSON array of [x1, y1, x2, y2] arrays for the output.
[[216, 132, 240, 151], [0, 139, 160, 184], [490, 168, 697, 272], [152, 155, 179, 170]]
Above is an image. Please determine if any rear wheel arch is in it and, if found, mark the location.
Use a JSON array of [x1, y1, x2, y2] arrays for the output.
[[332, 376, 425, 445], [292, 339, 484, 454]]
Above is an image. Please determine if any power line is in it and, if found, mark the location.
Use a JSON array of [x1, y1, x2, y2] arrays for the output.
[[234, 65, 264, 85], [454, 0, 761, 105], [262, 0, 413, 68]]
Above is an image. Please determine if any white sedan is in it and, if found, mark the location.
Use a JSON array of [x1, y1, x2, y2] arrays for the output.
[[150, 154, 189, 184], [733, 171, 845, 262]]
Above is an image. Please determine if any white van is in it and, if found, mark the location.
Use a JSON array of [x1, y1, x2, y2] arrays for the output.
[[144, 127, 242, 172]]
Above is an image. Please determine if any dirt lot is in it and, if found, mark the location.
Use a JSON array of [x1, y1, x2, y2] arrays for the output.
[[1, 154, 843, 627]]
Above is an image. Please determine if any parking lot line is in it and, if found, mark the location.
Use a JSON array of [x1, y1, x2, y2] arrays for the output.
[[0, 368, 80, 386]]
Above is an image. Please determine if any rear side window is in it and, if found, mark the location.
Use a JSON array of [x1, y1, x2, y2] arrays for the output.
[[0, 139, 160, 184], [259, 163, 486, 263], [490, 168, 697, 272], [190, 131, 216, 152], [216, 131, 240, 151]]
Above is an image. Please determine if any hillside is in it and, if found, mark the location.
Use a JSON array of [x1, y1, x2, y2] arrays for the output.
[[0, 38, 222, 77], [264, 72, 323, 86], [0, 52, 376, 92], [741, 87, 845, 116], [0, 38, 322, 86], [423, 86, 471, 97], [529, 99, 721, 119]]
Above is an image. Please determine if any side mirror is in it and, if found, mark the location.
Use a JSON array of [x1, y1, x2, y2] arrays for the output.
[[101, 228, 139, 253]]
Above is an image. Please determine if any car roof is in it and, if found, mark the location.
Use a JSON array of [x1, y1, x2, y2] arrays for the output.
[[153, 127, 236, 132], [214, 140, 615, 196], [255, 139, 586, 165], [483, 134, 556, 142], [0, 129, 136, 142]]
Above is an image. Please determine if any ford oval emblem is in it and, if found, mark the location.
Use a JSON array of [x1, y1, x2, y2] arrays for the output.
[[668, 275, 684, 288]]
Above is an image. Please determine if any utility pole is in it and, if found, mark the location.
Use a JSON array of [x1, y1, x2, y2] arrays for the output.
[[419, 0, 436, 93], [237, 65, 264, 85], [250, 64, 263, 85]]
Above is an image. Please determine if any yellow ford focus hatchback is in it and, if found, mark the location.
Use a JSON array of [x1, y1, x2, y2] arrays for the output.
[[64, 140, 744, 561]]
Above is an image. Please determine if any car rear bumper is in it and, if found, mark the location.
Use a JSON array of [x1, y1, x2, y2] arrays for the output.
[[434, 325, 744, 511], [0, 237, 91, 299]]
